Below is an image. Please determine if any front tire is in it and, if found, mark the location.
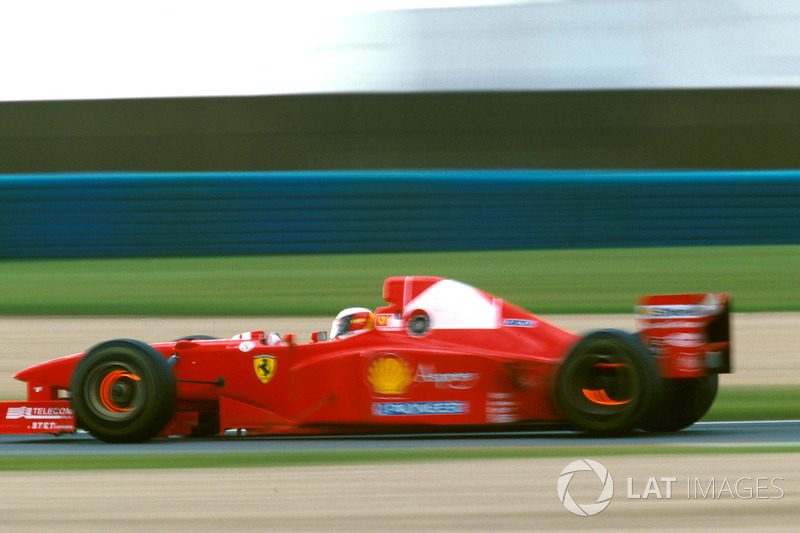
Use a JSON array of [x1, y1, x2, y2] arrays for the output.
[[71, 339, 176, 443], [556, 330, 660, 435]]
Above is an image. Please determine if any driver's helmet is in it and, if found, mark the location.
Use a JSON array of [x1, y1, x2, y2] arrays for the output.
[[330, 307, 375, 339]]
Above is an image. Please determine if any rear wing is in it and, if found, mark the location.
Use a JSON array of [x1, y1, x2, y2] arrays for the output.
[[635, 293, 731, 377]]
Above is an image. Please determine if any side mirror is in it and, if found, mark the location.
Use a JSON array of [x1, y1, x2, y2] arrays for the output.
[[311, 331, 328, 343]]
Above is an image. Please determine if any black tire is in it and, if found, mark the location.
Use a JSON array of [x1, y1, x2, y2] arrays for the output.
[[70, 339, 177, 443], [556, 330, 660, 435], [639, 374, 718, 432]]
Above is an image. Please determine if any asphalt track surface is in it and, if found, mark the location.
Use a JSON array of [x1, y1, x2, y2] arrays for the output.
[[1, 419, 798, 456]]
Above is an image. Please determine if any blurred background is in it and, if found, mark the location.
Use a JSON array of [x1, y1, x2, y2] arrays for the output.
[[1, 0, 799, 313], [3, 0, 800, 172]]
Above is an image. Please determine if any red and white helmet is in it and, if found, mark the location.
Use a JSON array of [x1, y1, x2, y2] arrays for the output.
[[330, 307, 375, 339]]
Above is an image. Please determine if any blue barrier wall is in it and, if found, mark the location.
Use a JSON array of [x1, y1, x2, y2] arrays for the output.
[[2, 170, 800, 258]]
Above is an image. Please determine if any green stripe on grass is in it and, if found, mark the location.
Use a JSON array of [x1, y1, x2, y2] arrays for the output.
[[1, 445, 799, 472], [701, 385, 800, 422], [0, 245, 799, 315]]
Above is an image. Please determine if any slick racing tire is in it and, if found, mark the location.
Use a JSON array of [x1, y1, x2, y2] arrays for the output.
[[638, 374, 718, 432], [556, 330, 660, 435], [71, 339, 177, 443]]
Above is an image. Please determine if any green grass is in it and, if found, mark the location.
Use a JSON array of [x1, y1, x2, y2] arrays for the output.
[[1, 444, 799, 472], [1, 245, 799, 315], [702, 385, 800, 422]]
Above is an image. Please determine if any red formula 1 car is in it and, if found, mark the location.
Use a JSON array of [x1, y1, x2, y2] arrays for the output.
[[0, 276, 731, 443]]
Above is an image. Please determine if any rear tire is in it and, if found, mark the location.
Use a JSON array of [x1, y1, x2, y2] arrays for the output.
[[71, 339, 176, 443], [556, 330, 660, 435], [639, 374, 718, 432]]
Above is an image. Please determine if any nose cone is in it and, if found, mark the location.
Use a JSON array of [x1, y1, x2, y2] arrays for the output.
[[13, 353, 84, 390]]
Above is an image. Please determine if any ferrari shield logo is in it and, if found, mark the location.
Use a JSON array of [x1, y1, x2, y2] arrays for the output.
[[253, 355, 276, 384]]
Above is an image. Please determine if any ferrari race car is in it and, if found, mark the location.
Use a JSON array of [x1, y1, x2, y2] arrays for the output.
[[0, 276, 731, 443]]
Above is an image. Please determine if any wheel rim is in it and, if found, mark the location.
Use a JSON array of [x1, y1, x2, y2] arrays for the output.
[[83, 362, 146, 421], [569, 347, 639, 416], [581, 361, 633, 406]]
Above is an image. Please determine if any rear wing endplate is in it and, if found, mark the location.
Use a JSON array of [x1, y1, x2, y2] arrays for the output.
[[636, 293, 731, 377]]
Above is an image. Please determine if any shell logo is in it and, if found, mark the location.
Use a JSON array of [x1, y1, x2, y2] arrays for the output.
[[367, 354, 413, 395]]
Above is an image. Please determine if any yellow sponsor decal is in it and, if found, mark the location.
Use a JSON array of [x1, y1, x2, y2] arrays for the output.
[[253, 355, 276, 384], [367, 354, 413, 395]]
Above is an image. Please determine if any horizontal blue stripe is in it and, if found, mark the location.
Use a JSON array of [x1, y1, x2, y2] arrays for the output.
[[1, 170, 799, 258]]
